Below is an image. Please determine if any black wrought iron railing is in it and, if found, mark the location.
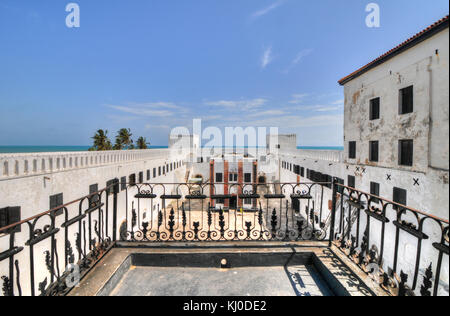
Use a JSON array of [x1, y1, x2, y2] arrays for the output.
[[120, 182, 330, 242], [331, 182, 449, 297], [0, 180, 448, 296]]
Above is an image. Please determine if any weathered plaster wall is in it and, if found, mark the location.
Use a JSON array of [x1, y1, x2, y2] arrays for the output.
[[343, 28, 449, 173], [280, 149, 449, 295]]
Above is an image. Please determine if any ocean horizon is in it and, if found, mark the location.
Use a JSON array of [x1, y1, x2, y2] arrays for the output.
[[0, 145, 169, 154], [0, 145, 344, 154]]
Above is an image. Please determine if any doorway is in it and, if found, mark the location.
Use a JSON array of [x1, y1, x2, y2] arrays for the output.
[[230, 196, 237, 209]]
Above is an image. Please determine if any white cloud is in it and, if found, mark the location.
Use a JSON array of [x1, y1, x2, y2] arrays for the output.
[[292, 49, 313, 65], [283, 49, 313, 73], [145, 124, 170, 129], [205, 98, 268, 111], [107, 101, 185, 117], [331, 99, 344, 105], [314, 106, 341, 112], [233, 114, 344, 128], [288, 93, 309, 104], [261, 46, 273, 69], [128, 102, 183, 110], [248, 109, 286, 117], [251, 0, 284, 19], [204, 100, 238, 108], [289, 104, 342, 112]]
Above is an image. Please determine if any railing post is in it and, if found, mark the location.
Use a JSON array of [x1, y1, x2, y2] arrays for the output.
[[329, 179, 338, 247], [112, 178, 119, 242]]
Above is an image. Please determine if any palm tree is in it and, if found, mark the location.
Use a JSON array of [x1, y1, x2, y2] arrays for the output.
[[90, 129, 112, 151], [136, 136, 150, 149], [114, 128, 133, 150]]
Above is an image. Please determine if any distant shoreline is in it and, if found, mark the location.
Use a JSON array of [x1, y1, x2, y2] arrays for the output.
[[0, 146, 168, 154], [0, 145, 343, 154]]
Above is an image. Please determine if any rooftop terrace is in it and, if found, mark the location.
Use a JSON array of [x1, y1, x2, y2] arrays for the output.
[[0, 180, 448, 296]]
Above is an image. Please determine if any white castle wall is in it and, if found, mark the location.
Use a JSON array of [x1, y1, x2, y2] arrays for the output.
[[343, 28, 449, 173], [0, 149, 187, 296], [280, 148, 449, 295], [0, 149, 186, 219]]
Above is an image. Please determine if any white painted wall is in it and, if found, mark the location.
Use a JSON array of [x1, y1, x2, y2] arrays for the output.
[[343, 28, 449, 173], [0, 149, 187, 296], [280, 149, 449, 295]]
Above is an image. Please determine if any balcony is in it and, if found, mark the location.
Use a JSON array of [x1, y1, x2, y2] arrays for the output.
[[0, 181, 448, 296]]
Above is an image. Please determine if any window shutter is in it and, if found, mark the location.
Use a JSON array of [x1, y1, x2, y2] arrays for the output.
[[0, 207, 9, 229], [393, 187, 407, 205], [0, 207, 21, 233], [50, 193, 64, 216], [370, 182, 380, 203], [348, 175, 356, 188], [89, 184, 99, 204], [121, 176, 127, 191], [8, 207, 21, 233]]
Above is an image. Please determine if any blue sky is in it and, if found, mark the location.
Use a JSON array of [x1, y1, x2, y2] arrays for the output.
[[0, 0, 448, 146]]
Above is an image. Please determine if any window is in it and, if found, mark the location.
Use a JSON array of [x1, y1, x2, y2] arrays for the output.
[[393, 187, 407, 209], [347, 175, 356, 188], [89, 184, 99, 205], [370, 97, 380, 120], [106, 179, 116, 195], [334, 177, 344, 194], [163, 166, 165, 175], [216, 173, 223, 182], [300, 167, 305, 177], [323, 174, 332, 188], [139, 172, 143, 183], [229, 173, 238, 182], [129, 174, 136, 185], [89, 183, 98, 194], [121, 176, 126, 191], [369, 141, 379, 162], [399, 86, 413, 114], [158, 167, 161, 176], [399, 140, 413, 166], [370, 182, 380, 203], [244, 173, 251, 183], [0, 207, 21, 232], [313, 171, 321, 183], [50, 193, 64, 216], [153, 168, 156, 178], [349, 141, 356, 159], [147, 170, 150, 181]]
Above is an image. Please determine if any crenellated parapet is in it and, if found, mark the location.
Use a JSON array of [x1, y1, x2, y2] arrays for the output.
[[0, 149, 173, 180]]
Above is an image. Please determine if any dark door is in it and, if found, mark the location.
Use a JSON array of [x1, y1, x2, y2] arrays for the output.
[[230, 196, 237, 210], [292, 198, 300, 212]]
